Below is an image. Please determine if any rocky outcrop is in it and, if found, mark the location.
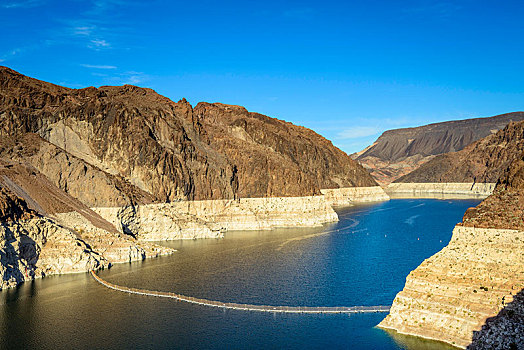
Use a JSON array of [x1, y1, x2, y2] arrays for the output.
[[320, 186, 390, 206], [0, 161, 173, 290], [395, 120, 524, 184], [93, 195, 339, 241], [379, 128, 524, 348], [385, 183, 496, 198], [354, 112, 524, 185], [378, 226, 523, 348]]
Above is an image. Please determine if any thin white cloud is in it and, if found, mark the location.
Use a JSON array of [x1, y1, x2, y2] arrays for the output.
[[336, 126, 381, 139], [72, 26, 95, 36], [90, 39, 110, 47], [88, 39, 111, 49], [1, 0, 45, 9], [0, 47, 24, 62], [81, 64, 117, 69]]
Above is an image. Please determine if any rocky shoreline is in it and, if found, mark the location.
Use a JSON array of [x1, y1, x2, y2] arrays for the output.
[[385, 183, 496, 198], [378, 225, 524, 349], [1, 187, 389, 289], [92, 187, 389, 241]]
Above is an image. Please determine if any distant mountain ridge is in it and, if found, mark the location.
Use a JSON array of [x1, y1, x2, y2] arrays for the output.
[[354, 112, 524, 184], [396, 120, 524, 185]]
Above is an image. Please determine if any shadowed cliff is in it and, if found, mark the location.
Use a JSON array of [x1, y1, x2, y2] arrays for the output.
[[467, 288, 524, 350]]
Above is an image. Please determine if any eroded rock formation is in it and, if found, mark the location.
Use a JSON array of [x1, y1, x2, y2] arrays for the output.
[[353, 112, 524, 185], [0, 66, 384, 289], [379, 125, 524, 349], [0, 66, 376, 204]]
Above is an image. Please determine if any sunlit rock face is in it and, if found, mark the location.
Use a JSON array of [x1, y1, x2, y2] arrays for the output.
[[0, 66, 384, 289], [378, 226, 524, 348], [0, 66, 377, 205], [353, 112, 524, 185], [379, 128, 524, 349]]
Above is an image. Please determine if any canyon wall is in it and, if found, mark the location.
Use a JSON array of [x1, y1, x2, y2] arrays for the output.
[[385, 183, 496, 198], [353, 112, 524, 185], [93, 195, 339, 241], [320, 186, 389, 206], [378, 226, 523, 348], [0, 66, 388, 289]]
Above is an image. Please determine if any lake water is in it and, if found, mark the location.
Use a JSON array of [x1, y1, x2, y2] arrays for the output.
[[0, 199, 481, 349]]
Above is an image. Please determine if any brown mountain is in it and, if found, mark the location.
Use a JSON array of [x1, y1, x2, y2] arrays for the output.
[[0, 66, 378, 289], [0, 66, 376, 206], [353, 112, 524, 185], [396, 120, 524, 184]]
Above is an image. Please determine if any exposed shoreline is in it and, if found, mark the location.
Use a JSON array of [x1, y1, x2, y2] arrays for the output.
[[1, 186, 389, 289], [385, 183, 496, 199], [91, 187, 389, 241], [378, 225, 524, 348]]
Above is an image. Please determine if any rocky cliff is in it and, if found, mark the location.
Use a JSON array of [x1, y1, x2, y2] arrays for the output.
[[395, 120, 524, 185], [0, 160, 172, 290], [0, 66, 384, 288], [379, 127, 524, 349], [354, 112, 524, 185], [0, 66, 377, 205]]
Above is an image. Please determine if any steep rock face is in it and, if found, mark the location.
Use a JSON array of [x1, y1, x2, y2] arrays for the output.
[[396, 120, 524, 184], [378, 226, 523, 348], [193, 103, 376, 198], [379, 126, 524, 348], [0, 66, 376, 203], [354, 112, 524, 184], [0, 133, 156, 207], [0, 161, 173, 290]]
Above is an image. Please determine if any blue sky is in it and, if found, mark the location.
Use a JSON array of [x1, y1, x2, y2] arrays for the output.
[[1, 0, 523, 153]]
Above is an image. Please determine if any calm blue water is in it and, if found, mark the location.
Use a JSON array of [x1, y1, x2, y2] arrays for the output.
[[0, 199, 480, 349]]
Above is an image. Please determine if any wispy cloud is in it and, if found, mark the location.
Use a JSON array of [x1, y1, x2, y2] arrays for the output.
[[72, 26, 95, 36], [0, 47, 24, 62], [100, 71, 149, 85], [81, 64, 117, 69], [336, 126, 381, 139], [402, 1, 462, 19], [89, 39, 111, 49], [1, 0, 46, 9]]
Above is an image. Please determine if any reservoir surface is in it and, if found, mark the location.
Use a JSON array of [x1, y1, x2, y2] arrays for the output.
[[0, 199, 480, 349]]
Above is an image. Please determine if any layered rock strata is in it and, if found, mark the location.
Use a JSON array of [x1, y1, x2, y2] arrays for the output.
[[396, 120, 524, 184], [380, 133, 524, 348], [385, 183, 496, 198], [320, 186, 390, 206], [0, 161, 173, 290], [93, 195, 339, 241], [378, 226, 524, 348]]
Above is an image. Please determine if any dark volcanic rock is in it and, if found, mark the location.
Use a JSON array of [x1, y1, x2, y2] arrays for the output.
[[354, 112, 524, 184], [0, 66, 376, 204]]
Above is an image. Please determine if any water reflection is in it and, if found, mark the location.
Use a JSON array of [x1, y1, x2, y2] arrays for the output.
[[0, 199, 479, 349]]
